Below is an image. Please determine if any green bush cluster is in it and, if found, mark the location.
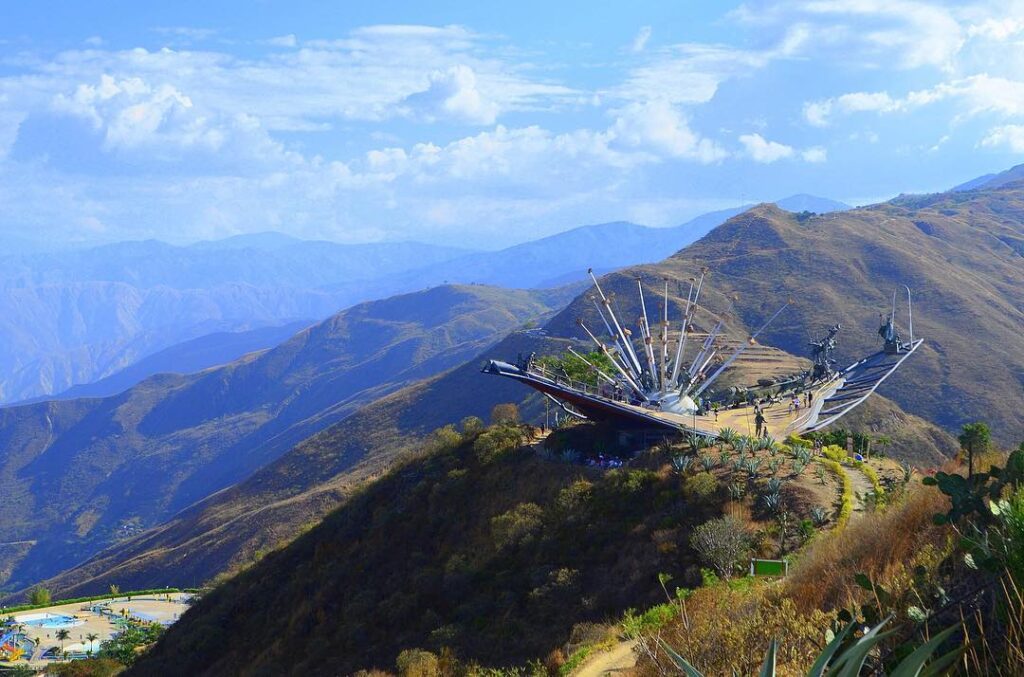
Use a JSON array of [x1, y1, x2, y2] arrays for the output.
[[684, 472, 718, 500]]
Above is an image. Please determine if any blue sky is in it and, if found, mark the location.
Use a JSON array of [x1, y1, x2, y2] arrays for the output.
[[2, 1, 1024, 249]]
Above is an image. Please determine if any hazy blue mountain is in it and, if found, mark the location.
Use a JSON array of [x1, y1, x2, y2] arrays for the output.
[[774, 193, 851, 213], [0, 241, 472, 403], [43, 320, 314, 402], [0, 284, 570, 592], [375, 195, 847, 290], [951, 163, 1024, 191], [0, 197, 844, 403]]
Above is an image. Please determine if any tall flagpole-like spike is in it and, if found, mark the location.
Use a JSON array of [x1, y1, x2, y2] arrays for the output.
[[689, 321, 724, 380], [636, 277, 659, 391], [589, 269, 644, 378], [577, 319, 647, 399], [669, 277, 696, 386], [660, 280, 670, 397], [591, 296, 640, 381], [691, 299, 790, 398], [674, 269, 707, 385]]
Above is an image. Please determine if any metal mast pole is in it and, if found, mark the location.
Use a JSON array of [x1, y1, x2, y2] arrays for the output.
[[669, 277, 696, 386], [636, 278, 659, 392], [589, 269, 644, 378], [692, 301, 790, 398], [578, 320, 647, 398]]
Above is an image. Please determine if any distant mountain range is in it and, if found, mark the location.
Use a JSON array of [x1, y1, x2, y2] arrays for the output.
[[0, 284, 571, 592], [0, 195, 846, 404], [951, 162, 1024, 192], [39, 181, 1024, 601]]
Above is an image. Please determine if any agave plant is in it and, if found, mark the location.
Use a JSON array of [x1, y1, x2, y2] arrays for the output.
[[768, 458, 783, 476], [762, 491, 782, 513], [719, 451, 731, 467], [816, 464, 827, 485], [810, 506, 828, 526], [687, 433, 708, 451], [766, 478, 783, 494], [672, 455, 695, 474], [796, 448, 813, 464], [728, 483, 745, 500], [659, 615, 962, 677], [718, 427, 739, 447], [700, 455, 716, 471], [736, 436, 754, 454], [792, 460, 807, 476]]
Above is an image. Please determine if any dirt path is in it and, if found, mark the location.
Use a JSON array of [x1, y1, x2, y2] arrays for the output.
[[846, 465, 874, 513], [573, 640, 638, 677]]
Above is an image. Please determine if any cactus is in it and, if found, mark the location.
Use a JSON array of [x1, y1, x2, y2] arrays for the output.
[[717, 427, 739, 447], [672, 455, 694, 474]]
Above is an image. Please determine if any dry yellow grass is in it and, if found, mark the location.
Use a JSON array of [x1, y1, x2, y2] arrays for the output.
[[784, 484, 949, 614]]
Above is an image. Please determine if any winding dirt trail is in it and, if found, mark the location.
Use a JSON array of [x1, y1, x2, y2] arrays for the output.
[[846, 464, 875, 513], [573, 640, 638, 677]]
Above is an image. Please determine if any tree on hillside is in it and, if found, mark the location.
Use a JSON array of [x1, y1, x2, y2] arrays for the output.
[[490, 403, 520, 425], [959, 422, 991, 478], [690, 515, 750, 579], [29, 586, 51, 606]]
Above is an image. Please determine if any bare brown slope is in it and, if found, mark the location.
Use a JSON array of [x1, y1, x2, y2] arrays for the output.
[[0, 285, 566, 593], [546, 187, 1024, 444]]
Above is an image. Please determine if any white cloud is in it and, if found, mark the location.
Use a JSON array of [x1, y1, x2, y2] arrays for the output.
[[632, 26, 652, 52], [967, 17, 1024, 41], [267, 34, 297, 48], [980, 124, 1024, 152], [804, 75, 1024, 126], [402, 65, 500, 125], [733, 0, 965, 71], [739, 133, 794, 163], [611, 43, 773, 105], [802, 146, 827, 162], [610, 100, 727, 162]]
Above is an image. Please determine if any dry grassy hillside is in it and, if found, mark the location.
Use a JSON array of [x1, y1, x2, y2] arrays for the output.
[[546, 186, 1024, 444]]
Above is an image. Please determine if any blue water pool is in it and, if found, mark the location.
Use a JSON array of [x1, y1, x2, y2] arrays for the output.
[[14, 612, 84, 629]]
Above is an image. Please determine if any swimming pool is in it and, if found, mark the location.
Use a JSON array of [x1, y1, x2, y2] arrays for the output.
[[14, 612, 84, 629]]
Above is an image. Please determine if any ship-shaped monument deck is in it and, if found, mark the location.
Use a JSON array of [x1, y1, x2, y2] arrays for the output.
[[484, 268, 922, 439]]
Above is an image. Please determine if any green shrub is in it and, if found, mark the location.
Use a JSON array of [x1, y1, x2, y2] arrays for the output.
[[491, 503, 545, 549], [473, 425, 524, 464], [396, 648, 441, 677], [684, 472, 718, 500], [28, 586, 51, 606], [822, 445, 848, 463]]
